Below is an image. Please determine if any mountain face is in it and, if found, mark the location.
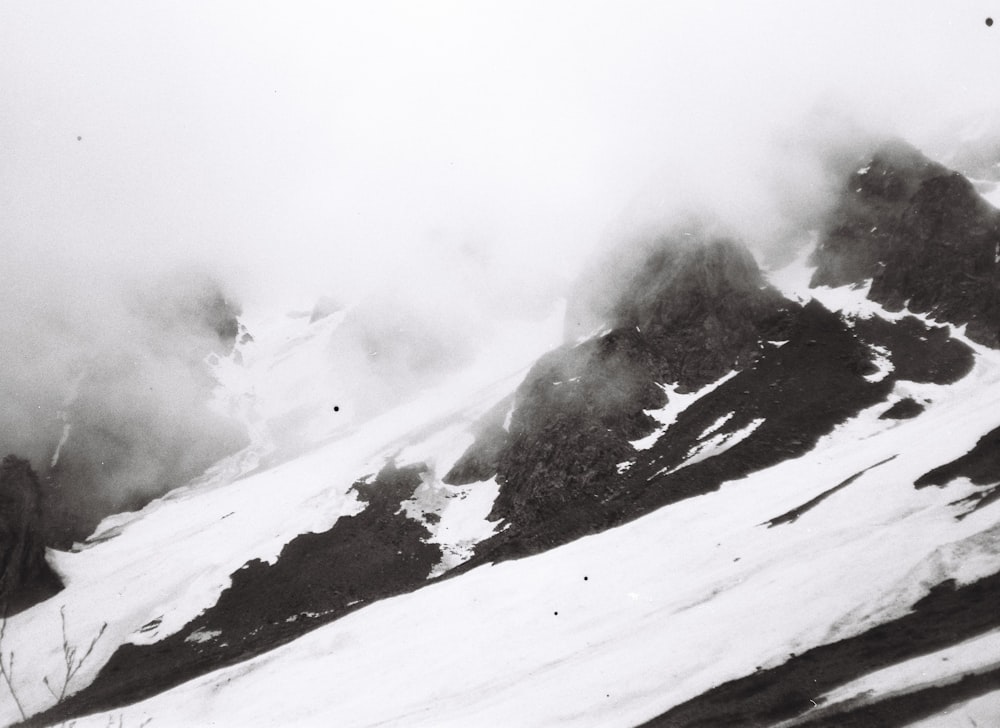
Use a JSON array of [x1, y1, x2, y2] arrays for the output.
[[810, 139, 949, 288], [0, 457, 62, 616], [812, 139, 1000, 345], [457, 237, 798, 557], [9, 141, 1000, 728]]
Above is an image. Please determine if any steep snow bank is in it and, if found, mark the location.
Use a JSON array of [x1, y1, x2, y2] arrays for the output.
[[0, 305, 564, 726], [57, 323, 1000, 727]]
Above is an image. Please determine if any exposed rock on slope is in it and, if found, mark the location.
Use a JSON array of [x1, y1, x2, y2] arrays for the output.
[[442, 394, 512, 485], [25, 462, 440, 726], [812, 140, 1000, 346], [0, 455, 62, 615], [475, 300, 972, 563], [870, 172, 1000, 345], [471, 236, 797, 549], [447, 230, 977, 564], [811, 140, 948, 288], [916, 425, 1000, 489]]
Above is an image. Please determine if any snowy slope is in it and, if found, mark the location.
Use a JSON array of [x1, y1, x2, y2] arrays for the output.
[[12, 260, 1000, 727], [0, 304, 565, 727]]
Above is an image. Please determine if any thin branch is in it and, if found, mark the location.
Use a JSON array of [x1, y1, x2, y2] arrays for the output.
[[48, 606, 108, 702], [44, 674, 59, 699], [0, 603, 28, 720]]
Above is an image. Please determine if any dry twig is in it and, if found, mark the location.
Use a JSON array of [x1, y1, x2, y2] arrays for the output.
[[0, 601, 28, 721], [43, 606, 109, 703]]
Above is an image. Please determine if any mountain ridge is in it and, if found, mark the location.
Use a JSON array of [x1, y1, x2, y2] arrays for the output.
[[9, 139, 1000, 727]]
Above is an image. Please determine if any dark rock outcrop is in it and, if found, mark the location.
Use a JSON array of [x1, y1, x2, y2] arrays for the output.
[[869, 172, 1000, 345], [571, 235, 793, 387], [443, 395, 512, 485], [609, 237, 793, 386], [468, 297, 975, 564], [470, 236, 797, 541], [915, 424, 1000, 488], [453, 228, 977, 564], [853, 315, 974, 385], [812, 140, 1000, 346], [879, 397, 924, 420], [0, 455, 62, 615], [811, 140, 948, 288]]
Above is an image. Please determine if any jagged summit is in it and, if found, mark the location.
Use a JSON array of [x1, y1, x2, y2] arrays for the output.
[[871, 172, 1000, 345], [810, 139, 949, 288], [444, 234, 802, 557], [569, 233, 792, 387], [607, 237, 773, 328], [811, 139, 1000, 346]]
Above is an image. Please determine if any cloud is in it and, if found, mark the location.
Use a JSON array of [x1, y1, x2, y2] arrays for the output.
[[2, 1, 999, 539], [4, 1, 998, 310], [0, 259, 246, 545]]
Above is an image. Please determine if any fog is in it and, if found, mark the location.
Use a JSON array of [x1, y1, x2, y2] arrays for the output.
[[2, 1, 1000, 539]]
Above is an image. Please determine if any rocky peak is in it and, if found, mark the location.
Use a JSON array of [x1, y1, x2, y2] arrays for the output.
[[870, 172, 1000, 345], [812, 139, 1000, 346], [810, 139, 949, 288], [614, 237, 773, 331], [451, 233, 798, 539], [569, 233, 791, 388]]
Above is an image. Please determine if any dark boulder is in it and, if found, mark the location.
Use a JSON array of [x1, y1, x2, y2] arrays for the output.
[[0, 455, 62, 615], [879, 397, 925, 420]]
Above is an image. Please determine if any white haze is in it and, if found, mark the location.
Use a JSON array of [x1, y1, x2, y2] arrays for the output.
[[2, 1, 1000, 525], [4, 1, 1000, 309]]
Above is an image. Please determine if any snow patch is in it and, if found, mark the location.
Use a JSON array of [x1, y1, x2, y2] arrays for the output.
[[502, 403, 514, 432], [630, 372, 738, 451], [184, 629, 221, 645], [50, 421, 71, 468], [699, 412, 735, 439], [657, 417, 765, 476], [863, 344, 894, 383]]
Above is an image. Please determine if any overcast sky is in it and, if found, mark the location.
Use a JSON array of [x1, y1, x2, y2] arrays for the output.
[[3, 1, 1000, 312]]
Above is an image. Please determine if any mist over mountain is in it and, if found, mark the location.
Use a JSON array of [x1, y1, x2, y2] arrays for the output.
[[0, 266, 248, 548], [4, 3, 1000, 727], [8, 134, 1000, 727]]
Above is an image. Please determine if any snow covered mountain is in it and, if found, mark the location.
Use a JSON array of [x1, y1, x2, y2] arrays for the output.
[[5, 139, 1000, 727]]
